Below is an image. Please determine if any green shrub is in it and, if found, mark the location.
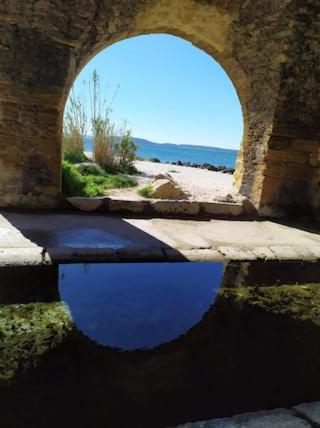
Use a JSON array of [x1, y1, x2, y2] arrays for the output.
[[102, 162, 138, 176], [63, 87, 87, 154], [62, 160, 138, 197], [116, 131, 137, 168], [64, 152, 88, 164], [77, 163, 106, 176], [62, 161, 105, 197], [104, 175, 137, 189], [138, 184, 153, 198]]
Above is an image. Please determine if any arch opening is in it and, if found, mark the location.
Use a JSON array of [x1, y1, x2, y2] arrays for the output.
[[62, 34, 246, 209]]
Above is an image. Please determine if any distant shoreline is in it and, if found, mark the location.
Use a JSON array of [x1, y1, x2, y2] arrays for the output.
[[85, 136, 238, 170], [133, 137, 238, 153], [135, 156, 235, 174], [84, 151, 234, 174]]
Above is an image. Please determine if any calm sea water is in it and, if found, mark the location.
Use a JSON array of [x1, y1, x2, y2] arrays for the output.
[[84, 136, 238, 168]]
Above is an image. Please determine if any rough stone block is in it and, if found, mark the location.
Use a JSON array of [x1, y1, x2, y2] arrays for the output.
[[109, 199, 146, 213], [217, 246, 256, 261], [175, 409, 311, 427], [201, 202, 243, 216], [151, 201, 200, 216], [67, 197, 104, 212], [294, 401, 320, 425], [269, 246, 301, 260], [252, 247, 278, 260], [165, 248, 225, 262]]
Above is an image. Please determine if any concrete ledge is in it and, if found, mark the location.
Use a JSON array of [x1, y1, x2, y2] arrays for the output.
[[0, 248, 51, 266], [66, 197, 105, 212], [2, 246, 320, 268], [67, 196, 245, 218], [151, 200, 201, 216], [164, 248, 225, 262], [200, 201, 243, 216], [109, 199, 147, 213]]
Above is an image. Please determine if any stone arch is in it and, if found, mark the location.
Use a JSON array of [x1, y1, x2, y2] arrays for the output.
[[60, 0, 255, 208], [0, 0, 319, 216], [61, 28, 250, 186]]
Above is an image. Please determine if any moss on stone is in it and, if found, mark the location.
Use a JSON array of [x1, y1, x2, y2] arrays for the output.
[[220, 284, 320, 325], [0, 302, 73, 383]]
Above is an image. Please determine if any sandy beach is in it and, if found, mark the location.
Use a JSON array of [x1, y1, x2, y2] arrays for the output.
[[108, 160, 239, 202]]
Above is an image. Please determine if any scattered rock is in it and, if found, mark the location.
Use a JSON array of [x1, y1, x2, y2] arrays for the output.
[[165, 159, 234, 173], [222, 167, 235, 174], [150, 179, 188, 199], [215, 193, 236, 203], [154, 172, 176, 183]]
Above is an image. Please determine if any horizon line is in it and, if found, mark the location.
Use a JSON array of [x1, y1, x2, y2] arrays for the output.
[[84, 135, 239, 152]]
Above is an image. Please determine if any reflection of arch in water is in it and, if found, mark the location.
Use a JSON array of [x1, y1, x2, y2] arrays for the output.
[[2, 264, 320, 428], [58, 262, 224, 350], [2, 260, 320, 385]]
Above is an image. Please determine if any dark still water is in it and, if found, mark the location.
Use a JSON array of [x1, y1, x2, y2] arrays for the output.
[[59, 263, 223, 350], [1, 262, 320, 428]]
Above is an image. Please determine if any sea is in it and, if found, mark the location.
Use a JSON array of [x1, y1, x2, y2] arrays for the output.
[[84, 136, 238, 168]]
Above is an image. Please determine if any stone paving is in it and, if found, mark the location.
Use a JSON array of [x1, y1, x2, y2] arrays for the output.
[[0, 211, 320, 265], [173, 401, 320, 427]]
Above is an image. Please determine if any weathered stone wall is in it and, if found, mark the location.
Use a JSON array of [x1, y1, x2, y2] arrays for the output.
[[0, 0, 319, 215]]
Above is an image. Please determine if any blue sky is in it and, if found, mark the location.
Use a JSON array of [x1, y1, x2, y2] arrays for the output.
[[70, 34, 243, 150]]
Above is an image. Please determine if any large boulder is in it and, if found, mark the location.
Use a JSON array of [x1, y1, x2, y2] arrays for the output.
[[150, 179, 188, 200]]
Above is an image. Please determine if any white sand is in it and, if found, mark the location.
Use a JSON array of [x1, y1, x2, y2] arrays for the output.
[[109, 160, 239, 202]]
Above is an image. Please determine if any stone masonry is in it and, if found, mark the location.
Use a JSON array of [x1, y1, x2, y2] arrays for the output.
[[0, 1, 319, 215]]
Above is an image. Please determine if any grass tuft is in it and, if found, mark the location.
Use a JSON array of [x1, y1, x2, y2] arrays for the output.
[[138, 184, 153, 198], [64, 151, 88, 164], [62, 160, 137, 197]]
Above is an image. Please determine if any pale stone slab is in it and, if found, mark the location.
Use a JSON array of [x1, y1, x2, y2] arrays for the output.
[[201, 202, 243, 216], [67, 197, 104, 212], [151, 200, 200, 216], [252, 246, 278, 260], [0, 227, 38, 248], [308, 246, 320, 259], [217, 246, 257, 261], [0, 248, 51, 266], [292, 246, 319, 261], [294, 401, 320, 425], [269, 246, 301, 260], [165, 248, 225, 262], [175, 409, 311, 427]]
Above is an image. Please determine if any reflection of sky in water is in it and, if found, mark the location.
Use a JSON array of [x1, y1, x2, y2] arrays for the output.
[[58, 263, 223, 350]]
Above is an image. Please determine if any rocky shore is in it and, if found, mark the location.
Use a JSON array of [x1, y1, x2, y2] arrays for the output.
[[146, 158, 235, 174]]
